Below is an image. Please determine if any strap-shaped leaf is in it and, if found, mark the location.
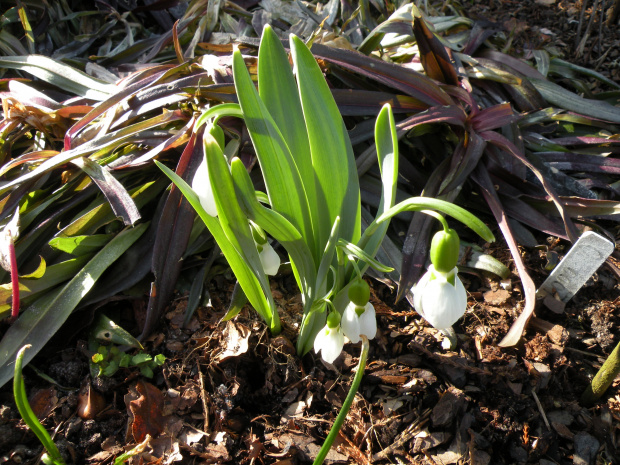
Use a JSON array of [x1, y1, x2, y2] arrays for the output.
[[356, 105, 399, 266], [232, 49, 315, 261], [230, 157, 315, 302], [290, 35, 361, 251], [258, 26, 315, 230], [0, 223, 148, 388], [155, 145, 279, 332], [205, 134, 275, 319], [0, 55, 114, 100]]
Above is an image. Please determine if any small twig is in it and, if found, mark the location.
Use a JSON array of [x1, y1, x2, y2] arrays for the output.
[[576, 0, 589, 49], [198, 366, 210, 434], [577, 0, 601, 58], [531, 390, 550, 431]]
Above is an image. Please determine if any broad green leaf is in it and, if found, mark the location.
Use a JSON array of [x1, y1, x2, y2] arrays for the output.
[[230, 157, 316, 302], [232, 49, 315, 261], [258, 26, 315, 226], [0, 223, 148, 388], [49, 234, 114, 255], [531, 78, 620, 124], [204, 132, 278, 330], [290, 35, 361, 252], [155, 160, 279, 333]]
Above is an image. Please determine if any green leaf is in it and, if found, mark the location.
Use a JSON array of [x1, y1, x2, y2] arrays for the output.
[[0, 223, 148, 389], [258, 26, 315, 231], [338, 239, 394, 273], [204, 133, 279, 332], [232, 48, 315, 261], [365, 197, 495, 243], [531, 78, 620, 124], [91, 314, 143, 349], [13, 346, 65, 465], [230, 157, 316, 301], [356, 104, 399, 268], [290, 35, 361, 251], [155, 159, 279, 333], [48, 234, 114, 256], [19, 256, 46, 279]]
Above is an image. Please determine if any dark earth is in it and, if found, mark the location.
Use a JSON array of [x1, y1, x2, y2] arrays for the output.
[[0, 1, 619, 464]]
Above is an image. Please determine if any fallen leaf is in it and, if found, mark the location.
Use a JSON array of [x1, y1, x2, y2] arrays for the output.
[[219, 321, 251, 361], [125, 380, 166, 442]]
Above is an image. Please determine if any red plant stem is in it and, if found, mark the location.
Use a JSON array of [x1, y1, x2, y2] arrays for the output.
[[9, 241, 19, 319]]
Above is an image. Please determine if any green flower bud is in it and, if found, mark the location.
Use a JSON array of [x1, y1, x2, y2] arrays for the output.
[[326, 310, 341, 328], [430, 228, 460, 273], [348, 279, 370, 307]]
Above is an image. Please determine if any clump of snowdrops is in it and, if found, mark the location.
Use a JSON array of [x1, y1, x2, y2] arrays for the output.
[[158, 26, 494, 464]]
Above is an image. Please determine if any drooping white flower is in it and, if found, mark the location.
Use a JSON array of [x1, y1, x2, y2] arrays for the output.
[[411, 265, 467, 330], [341, 301, 377, 344], [314, 321, 345, 364], [259, 242, 280, 276], [192, 159, 218, 217]]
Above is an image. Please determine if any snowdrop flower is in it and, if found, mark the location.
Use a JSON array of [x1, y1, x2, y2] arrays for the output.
[[258, 242, 280, 276], [341, 301, 377, 344], [412, 264, 467, 330], [192, 159, 217, 217], [314, 311, 345, 364]]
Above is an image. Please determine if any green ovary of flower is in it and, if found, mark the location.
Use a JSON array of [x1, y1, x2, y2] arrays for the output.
[[430, 228, 460, 273], [347, 279, 370, 307]]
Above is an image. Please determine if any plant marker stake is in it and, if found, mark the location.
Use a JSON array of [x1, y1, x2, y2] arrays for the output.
[[536, 231, 614, 307], [9, 241, 19, 319], [313, 335, 369, 465]]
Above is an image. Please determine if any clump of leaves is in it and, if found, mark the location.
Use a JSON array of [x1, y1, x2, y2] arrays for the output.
[[91, 345, 165, 378]]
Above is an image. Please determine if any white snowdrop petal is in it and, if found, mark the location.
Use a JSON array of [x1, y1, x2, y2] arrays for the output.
[[314, 325, 344, 364], [413, 266, 467, 331], [259, 243, 280, 276], [192, 160, 218, 217], [341, 302, 361, 343], [358, 302, 377, 339]]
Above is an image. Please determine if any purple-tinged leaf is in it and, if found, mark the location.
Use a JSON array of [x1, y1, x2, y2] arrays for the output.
[[481, 130, 580, 242], [413, 14, 459, 86], [440, 131, 486, 194], [479, 50, 547, 80], [539, 151, 620, 175], [332, 89, 429, 115], [71, 158, 141, 226], [64, 70, 168, 150], [472, 165, 536, 347], [471, 103, 520, 132], [139, 131, 202, 340], [308, 42, 454, 107], [397, 105, 467, 130]]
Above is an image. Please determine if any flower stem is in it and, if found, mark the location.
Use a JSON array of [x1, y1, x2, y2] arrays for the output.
[[9, 241, 19, 320], [581, 340, 620, 405], [420, 209, 449, 231], [313, 335, 370, 465]]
